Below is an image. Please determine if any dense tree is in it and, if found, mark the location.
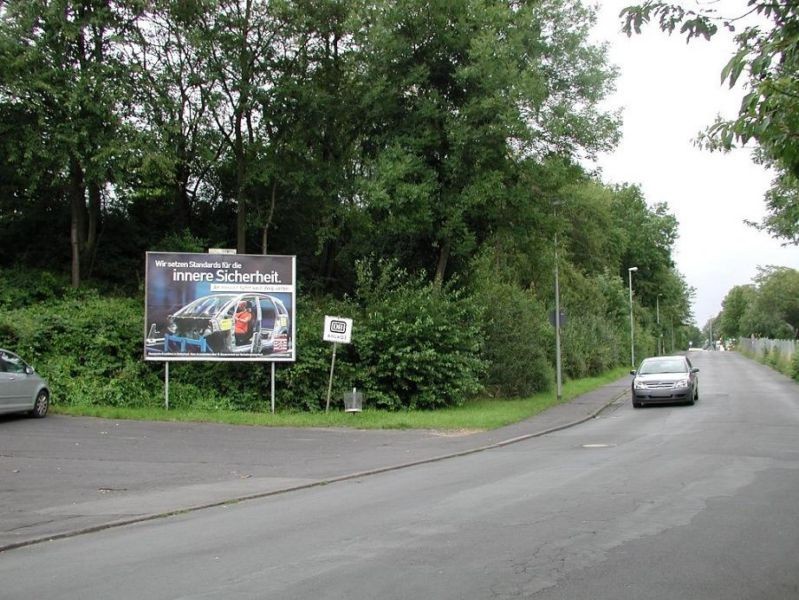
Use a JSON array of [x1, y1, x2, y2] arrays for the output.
[[610, 184, 679, 306], [714, 267, 799, 340], [718, 284, 756, 338], [192, 0, 286, 253], [621, 0, 799, 244], [0, 0, 142, 286], [350, 0, 619, 284], [124, 0, 223, 234], [265, 0, 364, 285], [741, 267, 799, 339]]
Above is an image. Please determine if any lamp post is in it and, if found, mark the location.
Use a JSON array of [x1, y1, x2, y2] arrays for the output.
[[628, 267, 638, 368], [554, 235, 562, 403], [552, 200, 563, 403], [656, 293, 661, 355]]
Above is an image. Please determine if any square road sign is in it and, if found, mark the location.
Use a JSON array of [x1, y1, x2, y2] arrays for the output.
[[323, 316, 353, 344]]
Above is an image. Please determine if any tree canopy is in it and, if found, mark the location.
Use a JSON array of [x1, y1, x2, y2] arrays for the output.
[[715, 266, 799, 340]]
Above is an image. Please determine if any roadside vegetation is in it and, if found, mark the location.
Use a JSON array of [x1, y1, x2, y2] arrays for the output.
[[708, 266, 799, 382], [0, 1, 703, 421], [0, 267, 656, 417], [712, 267, 799, 343], [737, 342, 799, 383], [52, 368, 630, 431]]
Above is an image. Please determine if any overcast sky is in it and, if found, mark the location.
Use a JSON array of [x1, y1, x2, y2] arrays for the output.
[[590, 0, 799, 328]]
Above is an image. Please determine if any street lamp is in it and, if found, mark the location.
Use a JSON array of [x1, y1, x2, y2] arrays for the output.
[[553, 201, 563, 403], [628, 267, 638, 368], [656, 293, 662, 355], [554, 238, 562, 403]]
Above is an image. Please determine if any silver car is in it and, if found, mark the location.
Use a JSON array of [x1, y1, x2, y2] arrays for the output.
[[0, 349, 50, 418], [631, 355, 699, 408]]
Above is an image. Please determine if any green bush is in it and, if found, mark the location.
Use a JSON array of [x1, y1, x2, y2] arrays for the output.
[[767, 346, 781, 369], [352, 259, 485, 409], [0, 290, 163, 407], [0, 267, 71, 310], [470, 273, 553, 397], [562, 314, 623, 379]]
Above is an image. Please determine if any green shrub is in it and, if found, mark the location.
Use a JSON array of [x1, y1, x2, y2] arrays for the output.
[[352, 259, 485, 410], [470, 274, 553, 397], [466, 251, 556, 397], [0, 290, 163, 407], [767, 346, 781, 369], [153, 229, 208, 253], [792, 351, 799, 382], [0, 267, 71, 310], [562, 314, 624, 378]]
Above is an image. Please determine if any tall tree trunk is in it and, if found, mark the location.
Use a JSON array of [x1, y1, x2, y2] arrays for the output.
[[69, 155, 86, 289], [173, 143, 192, 231], [236, 166, 247, 254], [70, 212, 81, 289], [235, 104, 247, 253], [434, 241, 450, 287], [261, 179, 277, 254], [234, 0, 252, 255], [83, 181, 102, 279]]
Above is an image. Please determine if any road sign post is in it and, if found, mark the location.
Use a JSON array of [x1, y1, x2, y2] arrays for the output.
[[323, 316, 353, 413]]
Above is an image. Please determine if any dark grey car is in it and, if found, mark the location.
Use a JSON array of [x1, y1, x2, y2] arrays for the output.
[[0, 349, 50, 418], [630, 355, 699, 408]]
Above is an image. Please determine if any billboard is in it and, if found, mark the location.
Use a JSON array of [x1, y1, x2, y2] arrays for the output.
[[144, 252, 296, 362]]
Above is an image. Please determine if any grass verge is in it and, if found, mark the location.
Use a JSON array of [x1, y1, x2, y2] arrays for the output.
[[53, 367, 630, 431]]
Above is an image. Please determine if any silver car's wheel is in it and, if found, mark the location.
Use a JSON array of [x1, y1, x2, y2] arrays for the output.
[[30, 390, 49, 418]]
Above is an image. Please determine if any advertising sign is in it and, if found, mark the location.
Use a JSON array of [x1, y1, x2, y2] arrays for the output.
[[323, 316, 353, 344], [144, 252, 296, 362]]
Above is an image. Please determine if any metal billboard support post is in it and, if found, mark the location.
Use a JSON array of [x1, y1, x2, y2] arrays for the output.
[[164, 362, 170, 410], [325, 342, 338, 413], [271, 362, 276, 413]]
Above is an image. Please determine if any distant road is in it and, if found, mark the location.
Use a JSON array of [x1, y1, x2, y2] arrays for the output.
[[2, 351, 799, 599]]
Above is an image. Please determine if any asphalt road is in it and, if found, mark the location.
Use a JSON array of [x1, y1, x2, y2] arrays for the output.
[[2, 351, 799, 599]]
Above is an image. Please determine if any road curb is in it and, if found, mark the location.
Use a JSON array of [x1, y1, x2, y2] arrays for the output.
[[1, 386, 629, 553]]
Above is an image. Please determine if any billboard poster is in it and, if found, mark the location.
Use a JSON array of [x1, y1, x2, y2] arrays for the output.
[[144, 252, 296, 362]]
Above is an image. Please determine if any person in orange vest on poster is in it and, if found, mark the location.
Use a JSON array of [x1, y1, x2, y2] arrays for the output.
[[234, 301, 253, 344]]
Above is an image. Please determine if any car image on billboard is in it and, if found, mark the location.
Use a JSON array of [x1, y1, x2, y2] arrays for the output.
[[154, 293, 290, 355]]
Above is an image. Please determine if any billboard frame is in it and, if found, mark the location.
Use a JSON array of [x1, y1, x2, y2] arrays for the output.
[[144, 251, 296, 363]]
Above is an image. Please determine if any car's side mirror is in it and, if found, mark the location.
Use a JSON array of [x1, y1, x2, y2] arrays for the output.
[[25, 366, 34, 375], [630, 370, 637, 376], [691, 368, 700, 373]]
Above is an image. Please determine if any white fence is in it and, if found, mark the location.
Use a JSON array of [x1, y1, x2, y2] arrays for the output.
[[738, 337, 796, 361]]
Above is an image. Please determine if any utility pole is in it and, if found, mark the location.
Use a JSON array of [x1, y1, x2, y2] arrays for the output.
[[656, 294, 661, 355], [628, 267, 638, 368], [554, 232, 562, 403], [550, 198, 564, 403]]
